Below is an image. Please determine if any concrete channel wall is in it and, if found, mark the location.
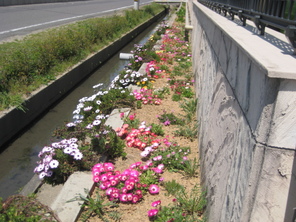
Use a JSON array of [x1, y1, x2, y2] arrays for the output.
[[0, 0, 86, 6], [191, 1, 296, 222], [0, 9, 167, 149]]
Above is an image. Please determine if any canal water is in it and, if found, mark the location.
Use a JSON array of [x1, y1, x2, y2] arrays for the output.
[[0, 20, 162, 200]]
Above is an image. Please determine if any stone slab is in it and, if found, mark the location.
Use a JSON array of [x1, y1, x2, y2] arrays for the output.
[[50, 171, 94, 222], [105, 108, 131, 130]]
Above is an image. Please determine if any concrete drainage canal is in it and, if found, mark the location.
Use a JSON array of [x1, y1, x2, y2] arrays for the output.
[[0, 20, 163, 200]]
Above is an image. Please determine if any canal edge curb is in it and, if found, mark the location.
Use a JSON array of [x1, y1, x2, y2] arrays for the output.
[[0, 8, 168, 150]]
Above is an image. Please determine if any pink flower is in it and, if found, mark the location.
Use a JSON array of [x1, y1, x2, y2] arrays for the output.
[[152, 168, 163, 174], [92, 176, 100, 183], [119, 112, 124, 118], [121, 187, 128, 194], [100, 174, 108, 182], [147, 209, 159, 217], [151, 200, 161, 207], [183, 156, 188, 161], [149, 184, 160, 194], [127, 193, 133, 202], [157, 164, 164, 170], [104, 163, 114, 171], [119, 193, 128, 202], [132, 195, 140, 203]]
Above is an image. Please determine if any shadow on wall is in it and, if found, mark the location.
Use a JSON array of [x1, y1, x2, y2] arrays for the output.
[[284, 152, 296, 221], [230, 17, 295, 56]]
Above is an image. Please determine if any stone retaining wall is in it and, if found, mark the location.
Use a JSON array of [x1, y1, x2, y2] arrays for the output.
[[191, 1, 296, 221]]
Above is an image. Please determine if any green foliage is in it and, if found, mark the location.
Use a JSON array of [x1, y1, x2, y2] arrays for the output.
[[174, 121, 198, 141], [182, 157, 199, 178], [0, 195, 58, 221], [68, 189, 120, 222], [154, 184, 207, 222], [50, 125, 127, 185], [180, 98, 197, 123], [92, 128, 127, 159], [175, 98, 198, 140], [176, 3, 186, 23], [150, 123, 165, 136], [176, 185, 207, 217], [153, 86, 170, 99], [43, 145, 98, 185], [158, 110, 184, 126], [172, 93, 182, 101], [139, 169, 160, 193], [124, 116, 140, 129], [151, 145, 191, 172], [163, 179, 185, 196]]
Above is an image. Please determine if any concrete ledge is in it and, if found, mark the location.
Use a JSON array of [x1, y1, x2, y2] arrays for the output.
[[195, 2, 296, 80], [0, 9, 167, 150]]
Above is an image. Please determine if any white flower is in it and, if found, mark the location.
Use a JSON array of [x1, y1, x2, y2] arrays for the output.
[[39, 172, 47, 179], [73, 109, 80, 115], [36, 164, 44, 172], [93, 120, 101, 125], [93, 83, 103, 88], [66, 122, 76, 127], [64, 147, 73, 154], [74, 152, 83, 160], [96, 100, 102, 105], [69, 143, 78, 149], [49, 160, 59, 169], [96, 114, 105, 119], [42, 146, 53, 153], [141, 150, 150, 157], [84, 106, 93, 111], [86, 124, 93, 129], [79, 97, 88, 103]]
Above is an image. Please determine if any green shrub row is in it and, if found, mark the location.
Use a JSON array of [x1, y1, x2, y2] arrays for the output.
[[0, 3, 166, 111]]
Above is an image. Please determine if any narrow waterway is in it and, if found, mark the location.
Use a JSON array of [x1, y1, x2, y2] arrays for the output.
[[0, 21, 162, 200]]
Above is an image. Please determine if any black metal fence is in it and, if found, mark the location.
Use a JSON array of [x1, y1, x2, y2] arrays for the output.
[[198, 0, 296, 52]]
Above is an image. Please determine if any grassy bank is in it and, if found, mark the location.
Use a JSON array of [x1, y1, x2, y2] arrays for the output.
[[0, 3, 166, 111]]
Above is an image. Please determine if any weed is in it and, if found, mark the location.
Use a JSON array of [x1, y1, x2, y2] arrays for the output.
[[163, 179, 185, 196], [68, 189, 120, 222], [182, 157, 199, 178]]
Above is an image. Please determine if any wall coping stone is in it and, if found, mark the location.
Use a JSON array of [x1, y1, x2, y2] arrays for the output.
[[194, 2, 296, 80]]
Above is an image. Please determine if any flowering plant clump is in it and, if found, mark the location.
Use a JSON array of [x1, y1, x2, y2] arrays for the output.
[[133, 88, 162, 105], [157, 110, 184, 126], [34, 138, 99, 184], [115, 69, 149, 88], [116, 120, 161, 151], [150, 145, 191, 173], [92, 162, 162, 204]]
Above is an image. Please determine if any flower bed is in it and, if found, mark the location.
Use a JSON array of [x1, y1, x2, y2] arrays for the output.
[[33, 4, 206, 222]]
